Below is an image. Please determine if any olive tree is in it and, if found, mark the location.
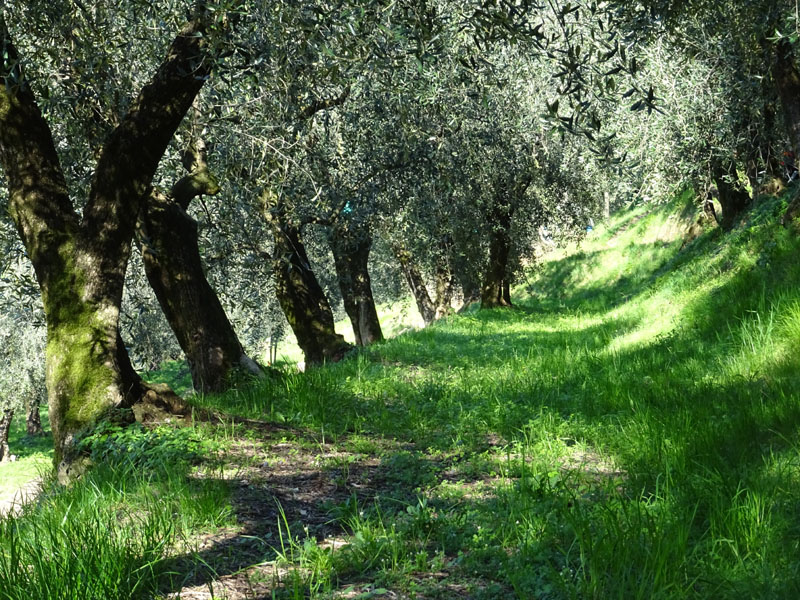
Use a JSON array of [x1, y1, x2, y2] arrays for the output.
[[0, 1, 228, 471]]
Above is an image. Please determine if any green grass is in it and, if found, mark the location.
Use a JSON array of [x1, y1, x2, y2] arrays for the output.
[[0, 409, 52, 500], [0, 421, 235, 600], [191, 189, 800, 597], [4, 188, 800, 598], [142, 360, 194, 396]]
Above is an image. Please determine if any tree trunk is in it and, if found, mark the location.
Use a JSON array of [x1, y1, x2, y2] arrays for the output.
[[773, 39, 800, 159], [392, 242, 437, 325], [25, 390, 43, 436], [264, 195, 351, 366], [783, 195, 800, 229], [453, 254, 482, 311], [0, 407, 13, 463], [0, 12, 211, 469], [481, 202, 514, 309], [329, 224, 384, 346], [712, 159, 751, 230], [433, 247, 455, 320], [138, 144, 263, 393]]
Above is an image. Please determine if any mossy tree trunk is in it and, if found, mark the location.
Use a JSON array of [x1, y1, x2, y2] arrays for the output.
[[264, 195, 351, 366], [329, 223, 383, 346], [138, 142, 263, 392], [433, 238, 455, 320], [0, 12, 211, 469], [0, 407, 13, 463], [481, 200, 515, 309], [712, 159, 751, 231]]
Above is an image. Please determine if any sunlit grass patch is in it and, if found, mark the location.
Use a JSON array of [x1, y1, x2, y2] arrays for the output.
[[0, 408, 52, 504]]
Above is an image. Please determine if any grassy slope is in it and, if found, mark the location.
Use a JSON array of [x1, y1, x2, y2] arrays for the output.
[[3, 189, 800, 599], [193, 189, 800, 598]]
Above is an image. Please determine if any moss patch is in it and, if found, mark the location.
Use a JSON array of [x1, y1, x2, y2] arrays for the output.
[[42, 242, 121, 461]]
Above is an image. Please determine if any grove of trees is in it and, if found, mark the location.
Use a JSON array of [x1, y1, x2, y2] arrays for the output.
[[1, 0, 799, 473]]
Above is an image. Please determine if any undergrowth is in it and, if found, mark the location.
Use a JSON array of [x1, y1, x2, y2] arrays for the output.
[[0, 424, 233, 600]]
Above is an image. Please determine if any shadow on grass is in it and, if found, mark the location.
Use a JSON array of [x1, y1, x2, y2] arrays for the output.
[[155, 436, 459, 597], [375, 311, 643, 371]]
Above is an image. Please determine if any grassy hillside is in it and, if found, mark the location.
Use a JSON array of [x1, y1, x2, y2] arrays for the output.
[[2, 189, 800, 599]]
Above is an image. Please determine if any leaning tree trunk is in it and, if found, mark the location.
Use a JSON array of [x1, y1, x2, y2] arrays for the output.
[[0, 12, 210, 470], [264, 195, 351, 366], [392, 242, 437, 325], [481, 202, 514, 309], [138, 144, 263, 392], [0, 407, 13, 463], [329, 224, 383, 346], [712, 159, 751, 231]]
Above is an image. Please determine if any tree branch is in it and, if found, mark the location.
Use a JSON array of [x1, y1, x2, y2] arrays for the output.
[[297, 86, 351, 122], [83, 6, 215, 251], [0, 13, 79, 275], [170, 140, 221, 209]]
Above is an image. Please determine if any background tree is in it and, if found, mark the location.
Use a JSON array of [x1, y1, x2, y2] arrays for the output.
[[0, 313, 45, 462]]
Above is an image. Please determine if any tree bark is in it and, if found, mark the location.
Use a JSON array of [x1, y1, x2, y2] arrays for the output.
[[329, 224, 384, 346], [453, 253, 482, 311], [782, 195, 800, 229], [772, 39, 800, 159], [137, 143, 263, 392], [481, 201, 514, 309], [712, 159, 751, 230], [264, 194, 351, 366], [25, 388, 43, 437], [433, 243, 455, 320], [0, 407, 13, 463], [392, 242, 437, 325], [0, 11, 211, 469]]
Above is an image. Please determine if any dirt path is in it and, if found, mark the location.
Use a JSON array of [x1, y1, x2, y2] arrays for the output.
[[166, 426, 402, 599], [158, 421, 510, 600]]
